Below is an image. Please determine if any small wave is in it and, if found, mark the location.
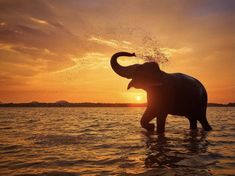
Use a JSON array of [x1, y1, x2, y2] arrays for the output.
[[0, 107, 235, 176], [16, 171, 79, 176], [27, 134, 85, 146]]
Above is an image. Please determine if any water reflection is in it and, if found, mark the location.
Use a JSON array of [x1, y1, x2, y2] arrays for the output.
[[183, 130, 209, 154], [144, 132, 179, 168], [0, 107, 235, 175], [144, 130, 210, 169]]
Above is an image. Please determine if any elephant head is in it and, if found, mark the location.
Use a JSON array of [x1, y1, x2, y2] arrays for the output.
[[110, 52, 164, 90]]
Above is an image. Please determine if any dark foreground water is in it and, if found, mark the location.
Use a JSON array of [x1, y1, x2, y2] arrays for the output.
[[0, 107, 234, 176]]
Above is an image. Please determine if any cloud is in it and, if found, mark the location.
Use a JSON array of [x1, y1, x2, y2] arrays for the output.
[[29, 17, 49, 25], [161, 47, 193, 58], [88, 36, 133, 50], [88, 36, 119, 48], [56, 52, 109, 73], [0, 0, 87, 78]]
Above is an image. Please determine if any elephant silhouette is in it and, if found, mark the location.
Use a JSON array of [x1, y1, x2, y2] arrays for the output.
[[110, 52, 212, 133]]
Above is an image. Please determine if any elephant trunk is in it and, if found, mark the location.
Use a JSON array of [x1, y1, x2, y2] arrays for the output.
[[110, 52, 138, 79]]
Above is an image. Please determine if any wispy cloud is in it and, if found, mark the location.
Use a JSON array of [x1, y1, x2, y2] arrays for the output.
[[88, 36, 119, 48], [161, 47, 193, 57], [29, 17, 49, 25], [88, 36, 133, 50]]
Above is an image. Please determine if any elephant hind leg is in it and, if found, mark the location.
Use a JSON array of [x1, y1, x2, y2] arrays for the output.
[[198, 116, 212, 131]]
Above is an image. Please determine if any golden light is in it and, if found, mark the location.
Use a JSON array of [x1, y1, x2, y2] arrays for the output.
[[135, 96, 142, 102]]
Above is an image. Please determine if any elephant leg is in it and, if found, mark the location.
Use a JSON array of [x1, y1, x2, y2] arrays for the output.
[[140, 108, 156, 131], [198, 116, 212, 131], [156, 114, 167, 133], [187, 116, 197, 130]]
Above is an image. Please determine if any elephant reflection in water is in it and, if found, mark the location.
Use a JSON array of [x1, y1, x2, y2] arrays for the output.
[[144, 132, 181, 168], [111, 52, 212, 133], [183, 130, 209, 153], [144, 130, 209, 168]]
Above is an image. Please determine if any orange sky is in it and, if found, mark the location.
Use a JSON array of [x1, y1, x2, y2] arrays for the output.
[[0, 0, 235, 103]]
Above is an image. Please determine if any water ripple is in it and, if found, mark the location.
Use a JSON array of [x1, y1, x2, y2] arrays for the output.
[[0, 107, 234, 175]]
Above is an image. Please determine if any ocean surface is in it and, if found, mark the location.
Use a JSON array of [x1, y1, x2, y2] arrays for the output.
[[0, 107, 234, 176]]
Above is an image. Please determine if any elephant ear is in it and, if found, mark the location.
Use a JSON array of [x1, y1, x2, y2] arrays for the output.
[[150, 82, 164, 87], [127, 62, 165, 90], [146, 62, 165, 87]]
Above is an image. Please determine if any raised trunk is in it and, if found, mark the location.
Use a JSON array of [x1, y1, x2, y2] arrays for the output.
[[110, 52, 139, 79]]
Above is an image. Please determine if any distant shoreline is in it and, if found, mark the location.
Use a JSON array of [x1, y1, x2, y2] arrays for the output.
[[0, 102, 234, 107]]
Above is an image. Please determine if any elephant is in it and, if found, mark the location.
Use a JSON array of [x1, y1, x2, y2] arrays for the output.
[[110, 51, 212, 133]]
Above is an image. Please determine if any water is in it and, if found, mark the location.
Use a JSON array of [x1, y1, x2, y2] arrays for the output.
[[0, 107, 234, 176]]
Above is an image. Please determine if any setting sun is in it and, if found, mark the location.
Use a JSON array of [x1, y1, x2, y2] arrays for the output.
[[136, 96, 142, 102]]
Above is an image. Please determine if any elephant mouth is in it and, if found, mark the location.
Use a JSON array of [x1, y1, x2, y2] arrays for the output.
[[127, 79, 135, 90], [127, 79, 141, 90], [127, 79, 164, 90]]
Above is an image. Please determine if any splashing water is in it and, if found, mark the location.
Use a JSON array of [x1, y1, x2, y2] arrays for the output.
[[134, 36, 168, 65], [62, 28, 169, 75], [113, 29, 169, 65], [89, 26, 169, 66]]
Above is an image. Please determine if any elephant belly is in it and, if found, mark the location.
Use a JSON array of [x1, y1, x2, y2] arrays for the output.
[[147, 73, 207, 117], [167, 87, 206, 116]]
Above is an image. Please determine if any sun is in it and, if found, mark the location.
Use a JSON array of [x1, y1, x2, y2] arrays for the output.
[[135, 96, 142, 102]]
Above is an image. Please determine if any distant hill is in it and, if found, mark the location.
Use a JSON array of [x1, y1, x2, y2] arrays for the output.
[[0, 102, 234, 107]]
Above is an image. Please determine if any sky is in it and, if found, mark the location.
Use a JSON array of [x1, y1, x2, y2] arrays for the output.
[[0, 0, 235, 103]]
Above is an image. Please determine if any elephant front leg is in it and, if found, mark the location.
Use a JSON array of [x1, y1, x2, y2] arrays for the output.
[[189, 119, 197, 130], [156, 114, 167, 133], [140, 108, 156, 131]]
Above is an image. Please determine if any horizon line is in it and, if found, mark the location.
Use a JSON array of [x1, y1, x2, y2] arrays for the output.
[[0, 101, 234, 105]]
